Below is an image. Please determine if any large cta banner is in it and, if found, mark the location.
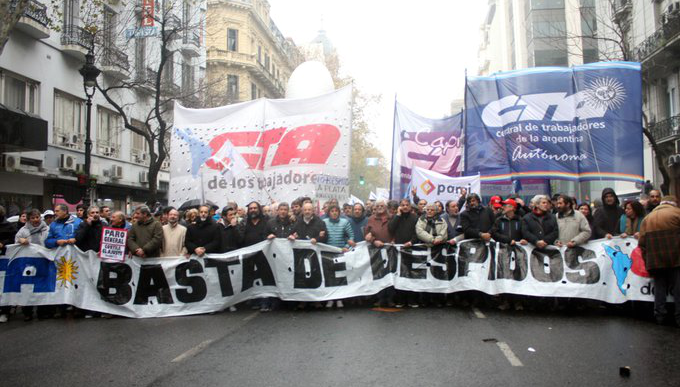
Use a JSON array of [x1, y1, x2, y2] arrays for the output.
[[0, 238, 655, 318], [390, 102, 464, 200], [464, 61, 643, 183], [170, 86, 352, 207]]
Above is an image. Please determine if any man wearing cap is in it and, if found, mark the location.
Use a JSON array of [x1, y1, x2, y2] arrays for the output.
[[42, 210, 55, 226], [638, 195, 680, 326], [489, 195, 504, 218], [491, 199, 527, 246], [555, 194, 591, 248]]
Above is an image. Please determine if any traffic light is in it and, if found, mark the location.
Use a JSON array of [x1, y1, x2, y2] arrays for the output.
[[359, 176, 365, 185]]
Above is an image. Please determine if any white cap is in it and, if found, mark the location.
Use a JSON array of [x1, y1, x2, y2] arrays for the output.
[[42, 210, 55, 217]]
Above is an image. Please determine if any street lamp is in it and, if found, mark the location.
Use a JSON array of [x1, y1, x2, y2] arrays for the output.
[[79, 48, 100, 207]]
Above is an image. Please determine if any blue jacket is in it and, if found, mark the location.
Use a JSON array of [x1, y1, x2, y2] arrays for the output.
[[323, 217, 355, 248], [45, 215, 82, 248]]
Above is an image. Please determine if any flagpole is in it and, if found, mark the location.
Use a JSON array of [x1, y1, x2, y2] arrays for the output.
[[388, 93, 397, 200]]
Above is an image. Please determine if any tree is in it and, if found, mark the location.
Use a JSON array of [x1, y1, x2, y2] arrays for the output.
[[0, 0, 30, 56], [541, 0, 671, 194], [59, 0, 214, 205], [317, 49, 389, 201]]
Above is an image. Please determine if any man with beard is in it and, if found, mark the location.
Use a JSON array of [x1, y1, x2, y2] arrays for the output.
[[242, 201, 272, 247], [185, 205, 221, 257], [442, 200, 463, 241], [365, 200, 394, 306], [593, 188, 624, 239], [75, 206, 105, 252], [459, 193, 495, 242], [289, 202, 327, 310], [646, 189, 661, 214], [161, 208, 187, 257], [267, 202, 295, 239], [291, 199, 303, 218], [555, 195, 591, 248], [349, 203, 368, 242]]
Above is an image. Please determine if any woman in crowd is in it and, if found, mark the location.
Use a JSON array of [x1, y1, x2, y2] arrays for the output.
[[619, 200, 645, 239], [578, 203, 596, 240]]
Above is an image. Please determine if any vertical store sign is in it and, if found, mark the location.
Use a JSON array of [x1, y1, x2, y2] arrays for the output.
[[141, 0, 155, 27]]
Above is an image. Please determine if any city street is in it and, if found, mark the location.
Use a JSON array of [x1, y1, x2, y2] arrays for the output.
[[1, 304, 678, 387]]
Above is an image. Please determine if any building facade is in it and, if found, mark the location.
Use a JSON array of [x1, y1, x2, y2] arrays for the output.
[[0, 0, 206, 215], [205, 0, 302, 106]]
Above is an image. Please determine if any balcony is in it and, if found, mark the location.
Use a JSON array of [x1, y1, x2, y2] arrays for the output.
[[162, 14, 182, 40], [634, 13, 680, 63], [181, 31, 201, 57], [612, 0, 632, 23], [13, 0, 49, 39], [101, 46, 130, 79], [207, 48, 253, 66], [251, 61, 284, 98], [649, 115, 680, 144], [61, 25, 94, 60], [135, 67, 158, 93]]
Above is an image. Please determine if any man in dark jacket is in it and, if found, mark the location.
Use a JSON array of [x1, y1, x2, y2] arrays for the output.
[[242, 201, 272, 247], [492, 199, 527, 245], [267, 203, 295, 238], [185, 205, 221, 256], [0, 205, 17, 323], [290, 202, 327, 243], [349, 203, 368, 242], [388, 199, 419, 246], [442, 199, 463, 240], [218, 206, 242, 253], [76, 206, 105, 252], [593, 188, 624, 239], [646, 189, 661, 214], [521, 195, 558, 248], [460, 193, 495, 242], [127, 205, 163, 258]]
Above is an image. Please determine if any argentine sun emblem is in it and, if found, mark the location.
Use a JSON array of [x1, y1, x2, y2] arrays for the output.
[[584, 77, 626, 110], [56, 256, 79, 288]]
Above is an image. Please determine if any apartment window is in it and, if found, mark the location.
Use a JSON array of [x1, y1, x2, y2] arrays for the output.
[[227, 29, 238, 51], [130, 119, 149, 164], [530, 0, 565, 10], [102, 8, 116, 49], [183, 0, 192, 26], [227, 75, 239, 101], [182, 62, 194, 92], [258, 45, 262, 63], [63, 0, 78, 28], [97, 107, 121, 157], [2, 72, 39, 114], [264, 53, 270, 71], [251, 82, 257, 100], [163, 49, 174, 85], [53, 91, 84, 148]]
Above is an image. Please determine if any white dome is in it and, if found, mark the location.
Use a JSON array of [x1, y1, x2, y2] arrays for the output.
[[286, 61, 335, 99]]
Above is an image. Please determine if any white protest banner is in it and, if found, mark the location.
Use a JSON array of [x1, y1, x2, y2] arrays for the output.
[[0, 238, 656, 318], [99, 227, 128, 262], [170, 86, 352, 207], [411, 166, 481, 203]]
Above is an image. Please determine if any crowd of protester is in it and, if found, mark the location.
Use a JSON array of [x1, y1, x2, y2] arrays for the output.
[[0, 186, 678, 327]]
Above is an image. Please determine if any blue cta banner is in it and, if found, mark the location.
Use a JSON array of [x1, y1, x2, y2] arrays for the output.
[[464, 62, 643, 183]]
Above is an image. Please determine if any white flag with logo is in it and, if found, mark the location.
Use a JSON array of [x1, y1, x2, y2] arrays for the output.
[[411, 166, 480, 203], [210, 139, 249, 180]]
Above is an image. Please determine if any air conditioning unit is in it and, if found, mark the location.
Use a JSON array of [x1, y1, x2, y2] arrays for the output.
[[139, 171, 149, 183], [0, 155, 19, 171], [161, 159, 171, 171], [76, 163, 86, 174], [675, 138, 680, 154], [59, 154, 77, 171], [103, 146, 117, 157], [110, 165, 123, 179], [135, 153, 148, 163]]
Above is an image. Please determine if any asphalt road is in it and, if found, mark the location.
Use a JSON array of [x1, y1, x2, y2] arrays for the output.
[[0, 304, 678, 387]]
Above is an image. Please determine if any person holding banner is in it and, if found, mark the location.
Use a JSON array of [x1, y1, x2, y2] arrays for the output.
[[15, 209, 49, 246], [45, 204, 82, 249], [218, 207, 242, 253], [76, 206, 105, 252], [323, 204, 355, 309], [185, 205, 221, 257], [521, 195, 558, 250], [161, 208, 188, 257], [389, 198, 420, 308], [459, 194, 495, 242], [555, 195, 591, 248], [267, 203, 295, 239], [290, 203, 327, 245], [491, 199, 526, 246], [593, 188, 624, 239], [442, 200, 463, 241], [348, 204, 368, 243], [416, 203, 450, 308], [127, 206, 163, 258]]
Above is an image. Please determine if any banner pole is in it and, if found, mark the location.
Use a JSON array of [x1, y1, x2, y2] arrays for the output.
[[388, 93, 397, 200]]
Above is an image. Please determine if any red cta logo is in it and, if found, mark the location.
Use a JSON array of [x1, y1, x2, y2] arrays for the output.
[[205, 124, 340, 171], [420, 179, 435, 195]]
